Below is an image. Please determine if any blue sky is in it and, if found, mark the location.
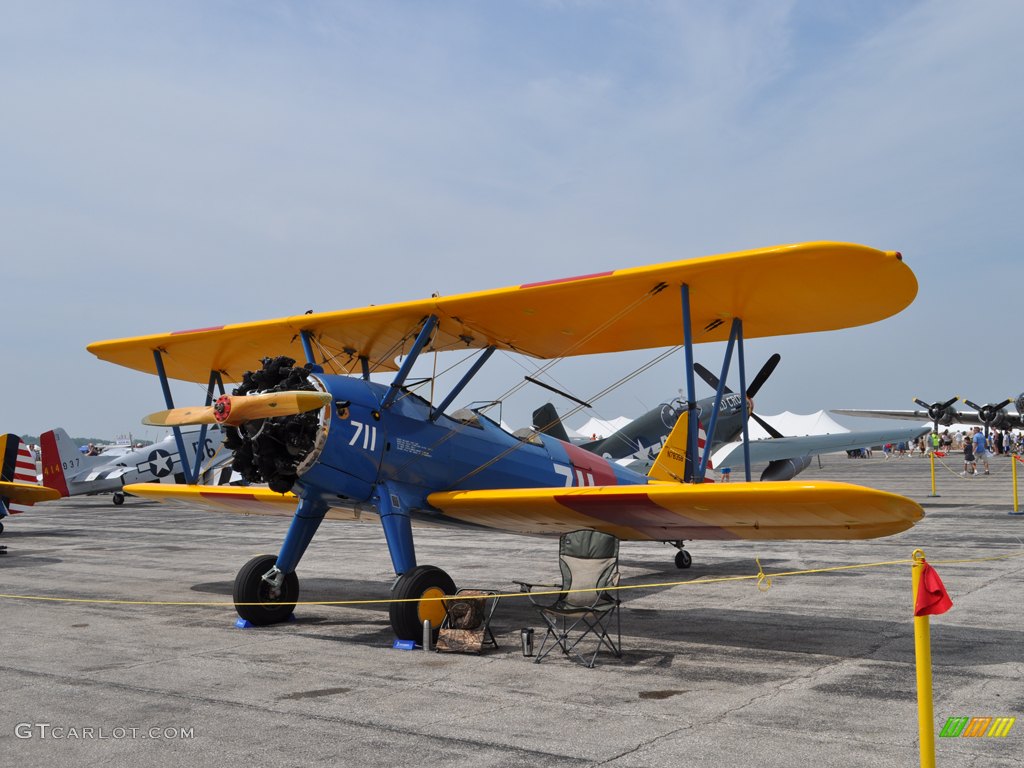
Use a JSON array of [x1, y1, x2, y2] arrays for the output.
[[2, 0, 1022, 439]]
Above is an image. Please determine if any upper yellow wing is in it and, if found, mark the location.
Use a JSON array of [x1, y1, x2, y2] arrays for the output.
[[428, 481, 924, 541], [88, 242, 915, 383], [0, 481, 61, 505]]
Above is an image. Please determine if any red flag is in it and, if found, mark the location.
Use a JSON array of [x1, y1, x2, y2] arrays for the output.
[[915, 562, 953, 616]]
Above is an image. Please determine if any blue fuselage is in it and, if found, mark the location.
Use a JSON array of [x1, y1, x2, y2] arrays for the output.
[[296, 375, 646, 514]]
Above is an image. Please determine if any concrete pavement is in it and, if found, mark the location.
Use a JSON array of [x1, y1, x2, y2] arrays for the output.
[[1, 453, 1021, 767]]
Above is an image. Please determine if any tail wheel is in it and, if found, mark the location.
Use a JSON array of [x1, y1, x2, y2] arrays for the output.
[[389, 565, 456, 640], [234, 554, 299, 625]]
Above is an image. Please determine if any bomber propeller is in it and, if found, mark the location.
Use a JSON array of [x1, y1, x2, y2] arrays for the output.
[[962, 397, 1014, 436], [143, 391, 333, 427], [913, 396, 960, 433], [693, 353, 783, 439]]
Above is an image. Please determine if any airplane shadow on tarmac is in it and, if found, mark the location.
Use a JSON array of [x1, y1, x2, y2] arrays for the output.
[[190, 565, 1023, 667]]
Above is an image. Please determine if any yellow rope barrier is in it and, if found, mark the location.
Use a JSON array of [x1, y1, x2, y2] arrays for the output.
[[1, 549, 1021, 608]]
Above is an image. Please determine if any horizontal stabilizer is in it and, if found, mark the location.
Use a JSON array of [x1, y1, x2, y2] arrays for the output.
[[0, 480, 60, 505]]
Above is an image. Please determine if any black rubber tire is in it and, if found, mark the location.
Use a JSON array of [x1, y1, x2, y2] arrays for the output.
[[675, 549, 692, 569], [112, 492, 125, 506], [389, 565, 456, 641], [0, 520, 5, 535], [234, 554, 299, 625]]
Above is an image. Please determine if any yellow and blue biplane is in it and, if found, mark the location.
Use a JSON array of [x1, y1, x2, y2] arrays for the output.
[[87, 242, 923, 639]]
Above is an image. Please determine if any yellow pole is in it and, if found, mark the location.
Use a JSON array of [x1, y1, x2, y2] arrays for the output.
[[912, 549, 936, 768], [1013, 457, 1019, 513], [928, 451, 938, 497]]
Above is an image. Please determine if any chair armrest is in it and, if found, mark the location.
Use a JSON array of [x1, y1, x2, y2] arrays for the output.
[[514, 581, 562, 608], [513, 581, 559, 592]]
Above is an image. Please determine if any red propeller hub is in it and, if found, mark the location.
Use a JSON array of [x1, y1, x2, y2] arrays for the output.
[[213, 395, 233, 423]]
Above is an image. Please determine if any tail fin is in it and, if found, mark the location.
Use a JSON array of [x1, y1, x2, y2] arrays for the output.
[[532, 403, 572, 443], [0, 433, 21, 483], [647, 415, 690, 482], [647, 417, 714, 483], [1, 433, 40, 515], [39, 428, 88, 497]]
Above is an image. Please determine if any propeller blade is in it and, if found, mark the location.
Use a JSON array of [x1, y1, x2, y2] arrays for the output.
[[693, 363, 731, 394], [963, 399, 983, 411], [751, 412, 785, 440], [913, 398, 931, 409], [225, 391, 333, 424], [143, 405, 218, 426], [995, 398, 1013, 410], [941, 396, 959, 409], [745, 353, 781, 399], [143, 391, 332, 427]]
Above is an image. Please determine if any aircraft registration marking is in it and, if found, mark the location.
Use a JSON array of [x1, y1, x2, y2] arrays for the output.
[[349, 421, 378, 452]]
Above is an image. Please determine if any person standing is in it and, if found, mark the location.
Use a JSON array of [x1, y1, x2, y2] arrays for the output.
[[972, 427, 991, 475], [963, 433, 976, 476]]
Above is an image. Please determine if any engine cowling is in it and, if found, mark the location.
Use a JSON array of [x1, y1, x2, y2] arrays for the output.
[[223, 357, 324, 493]]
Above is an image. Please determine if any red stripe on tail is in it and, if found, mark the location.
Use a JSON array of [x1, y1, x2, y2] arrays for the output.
[[39, 431, 70, 497]]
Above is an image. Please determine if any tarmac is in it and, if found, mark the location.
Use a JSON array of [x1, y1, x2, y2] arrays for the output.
[[1, 452, 1022, 767]]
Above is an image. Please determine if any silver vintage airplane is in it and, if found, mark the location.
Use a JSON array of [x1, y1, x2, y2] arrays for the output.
[[39, 426, 235, 505]]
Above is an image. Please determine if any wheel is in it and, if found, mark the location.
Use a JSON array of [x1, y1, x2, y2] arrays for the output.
[[112, 492, 125, 506], [675, 549, 692, 569], [389, 565, 456, 641], [233, 554, 299, 625], [0, 520, 5, 535]]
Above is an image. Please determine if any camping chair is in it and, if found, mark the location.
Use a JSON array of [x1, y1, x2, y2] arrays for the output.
[[435, 589, 499, 654], [515, 530, 622, 668]]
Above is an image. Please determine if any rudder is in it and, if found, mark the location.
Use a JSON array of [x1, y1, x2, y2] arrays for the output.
[[39, 428, 81, 497]]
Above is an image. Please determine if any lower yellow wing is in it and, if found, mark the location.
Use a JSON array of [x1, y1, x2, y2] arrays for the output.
[[123, 483, 370, 522], [428, 482, 923, 541], [0, 481, 61, 505]]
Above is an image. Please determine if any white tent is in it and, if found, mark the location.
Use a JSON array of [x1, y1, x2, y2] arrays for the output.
[[750, 410, 850, 439], [569, 410, 846, 443], [572, 416, 634, 440]]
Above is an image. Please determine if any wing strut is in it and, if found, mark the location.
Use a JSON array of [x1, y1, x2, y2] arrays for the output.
[[678, 290, 753, 483], [431, 346, 496, 420], [680, 285, 699, 482], [299, 330, 317, 367], [735, 319, 752, 481], [189, 369, 226, 482], [152, 349, 196, 485], [382, 316, 439, 409], [698, 319, 740, 478]]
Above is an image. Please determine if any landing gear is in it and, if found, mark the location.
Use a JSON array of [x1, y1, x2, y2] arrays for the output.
[[112, 492, 125, 506], [674, 548, 692, 569], [0, 520, 5, 535], [389, 565, 456, 641], [234, 554, 299, 625]]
